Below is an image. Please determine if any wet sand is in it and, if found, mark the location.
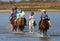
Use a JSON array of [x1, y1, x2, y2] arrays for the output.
[[0, 9, 60, 13], [0, 10, 11, 13]]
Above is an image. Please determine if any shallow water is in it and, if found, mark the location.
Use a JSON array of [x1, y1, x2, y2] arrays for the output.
[[0, 12, 60, 41]]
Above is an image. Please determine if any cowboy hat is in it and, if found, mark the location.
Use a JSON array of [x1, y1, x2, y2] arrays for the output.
[[41, 9, 46, 12]]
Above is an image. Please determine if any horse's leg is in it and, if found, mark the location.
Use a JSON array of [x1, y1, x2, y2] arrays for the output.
[[40, 30, 44, 37], [43, 30, 45, 36], [14, 21, 17, 32], [29, 25, 31, 33], [44, 29, 47, 36], [12, 26, 17, 32], [12, 26, 14, 31], [14, 26, 17, 32], [10, 24, 13, 31], [20, 25, 24, 31], [17, 26, 20, 32], [32, 26, 34, 33], [24, 17, 26, 25], [43, 28, 47, 36], [40, 30, 42, 34], [11, 24, 15, 32]]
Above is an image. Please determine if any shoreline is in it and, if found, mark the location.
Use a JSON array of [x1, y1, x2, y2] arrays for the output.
[[0, 10, 11, 13], [0, 9, 60, 13]]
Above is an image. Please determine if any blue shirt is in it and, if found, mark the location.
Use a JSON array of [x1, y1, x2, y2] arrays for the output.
[[16, 13, 20, 19], [41, 13, 48, 19]]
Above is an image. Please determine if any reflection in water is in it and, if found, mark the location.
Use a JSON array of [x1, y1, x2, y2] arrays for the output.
[[40, 37, 51, 41]]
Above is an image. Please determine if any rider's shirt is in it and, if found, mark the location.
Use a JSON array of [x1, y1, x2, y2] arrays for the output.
[[20, 11, 25, 18], [16, 9, 22, 19], [11, 10, 17, 17], [16, 13, 20, 19], [29, 15, 34, 19], [41, 13, 48, 19]]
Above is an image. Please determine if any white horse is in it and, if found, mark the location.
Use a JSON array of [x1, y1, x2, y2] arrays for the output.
[[28, 19, 35, 33]]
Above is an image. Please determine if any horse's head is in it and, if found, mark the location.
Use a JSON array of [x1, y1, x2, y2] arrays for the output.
[[39, 18, 51, 30], [43, 18, 51, 27]]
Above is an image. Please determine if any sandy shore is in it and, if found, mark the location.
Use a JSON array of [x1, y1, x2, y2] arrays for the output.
[[0, 9, 60, 13], [0, 10, 11, 13], [38, 9, 60, 12]]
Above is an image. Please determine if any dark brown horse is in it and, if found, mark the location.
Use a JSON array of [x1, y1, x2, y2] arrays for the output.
[[10, 17, 26, 32], [39, 18, 51, 36]]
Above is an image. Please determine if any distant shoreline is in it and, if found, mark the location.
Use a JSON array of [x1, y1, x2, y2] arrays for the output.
[[0, 9, 60, 13], [0, 10, 11, 13]]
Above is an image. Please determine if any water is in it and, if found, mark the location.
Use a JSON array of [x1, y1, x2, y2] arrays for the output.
[[0, 12, 60, 41]]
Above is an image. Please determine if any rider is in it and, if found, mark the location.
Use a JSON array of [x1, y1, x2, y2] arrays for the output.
[[20, 10, 25, 18], [16, 9, 21, 21], [10, 7, 17, 21], [29, 11, 34, 20], [40, 9, 49, 21], [19, 9, 26, 25], [40, 9, 51, 26], [29, 10, 36, 26], [10, 4, 17, 18]]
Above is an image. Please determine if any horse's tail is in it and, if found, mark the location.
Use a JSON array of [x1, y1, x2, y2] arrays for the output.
[[24, 17, 26, 25], [34, 21, 36, 26]]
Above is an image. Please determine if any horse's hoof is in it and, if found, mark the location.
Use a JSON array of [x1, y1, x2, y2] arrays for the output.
[[40, 34, 44, 37], [28, 32, 34, 34]]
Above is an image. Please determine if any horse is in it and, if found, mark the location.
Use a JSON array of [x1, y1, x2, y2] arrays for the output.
[[39, 18, 51, 36], [16, 17, 26, 31], [10, 17, 26, 32], [28, 19, 36, 33], [10, 16, 17, 31]]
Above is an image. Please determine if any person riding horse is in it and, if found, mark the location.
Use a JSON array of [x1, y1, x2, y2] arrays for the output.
[[40, 9, 49, 24], [39, 9, 51, 36], [28, 11, 36, 33], [29, 11, 36, 26], [9, 7, 17, 31], [16, 9, 26, 31], [10, 7, 26, 31], [41, 9, 48, 20], [19, 9, 26, 25], [10, 7, 17, 22]]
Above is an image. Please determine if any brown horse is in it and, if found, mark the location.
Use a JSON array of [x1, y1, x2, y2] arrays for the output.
[[10, 16, 17, 31], [10, 17, 26, 32], [16, 17, 26, 31], [39, 18, 51, 36]]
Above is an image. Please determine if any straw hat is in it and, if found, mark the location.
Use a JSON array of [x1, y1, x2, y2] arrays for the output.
[[41, 9, 46, 12]]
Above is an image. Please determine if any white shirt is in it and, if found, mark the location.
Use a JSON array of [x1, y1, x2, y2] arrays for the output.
[[29, 15, 34, 19], [20, 11, 25, 18]]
